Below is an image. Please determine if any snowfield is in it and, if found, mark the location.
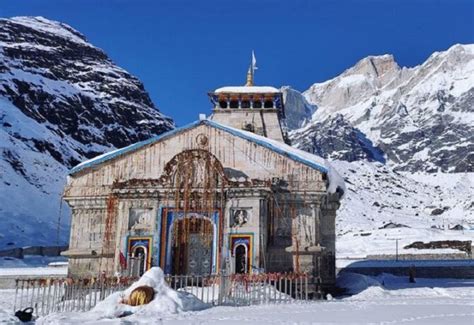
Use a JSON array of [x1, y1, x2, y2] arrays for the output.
[[333, 160, 474, 258], [0, 270, 472, 324]]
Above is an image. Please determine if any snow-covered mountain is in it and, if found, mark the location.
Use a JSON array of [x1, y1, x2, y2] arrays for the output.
[[290, 44, 474, 173], [285, 45, 474, 257], [0, 17, 174, 249]]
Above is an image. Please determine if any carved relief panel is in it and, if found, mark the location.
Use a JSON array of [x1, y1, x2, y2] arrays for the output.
[[128, 208, 153, 234], [230, 208, 251, 228]]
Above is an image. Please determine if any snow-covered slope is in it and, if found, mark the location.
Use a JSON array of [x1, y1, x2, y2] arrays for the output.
[[289, 114, 385, 163], [0, 17, 174, 249], [291, 44, 474, 173], [280, 86, 316, 129], [333, 160, 473, 258]]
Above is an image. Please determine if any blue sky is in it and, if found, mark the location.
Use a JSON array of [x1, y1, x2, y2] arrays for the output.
[[1, 0, 473, 125]]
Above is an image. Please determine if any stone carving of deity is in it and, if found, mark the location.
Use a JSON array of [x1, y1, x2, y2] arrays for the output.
[[232, 209, 249, 227]]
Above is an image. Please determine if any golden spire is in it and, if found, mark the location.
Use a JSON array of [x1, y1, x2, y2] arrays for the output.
[[245, 65, 253, 86]]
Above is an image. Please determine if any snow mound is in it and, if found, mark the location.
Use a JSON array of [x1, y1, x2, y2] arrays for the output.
[[337, 272, 474, 301], [0, 308, 20, 324], [336, 272, 382, 295], [37, 267, 208, 324]]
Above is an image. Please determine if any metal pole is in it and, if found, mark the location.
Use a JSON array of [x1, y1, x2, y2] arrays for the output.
[[396, 239, 399, 261], [305, 275, 308, 300], [13, 280, 19, 313]]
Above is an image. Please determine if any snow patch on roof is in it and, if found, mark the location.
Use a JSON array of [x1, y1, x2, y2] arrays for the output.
[[69, 119, 345, 194], [69, 121, 200, 175], [214, 86, 280, 94]]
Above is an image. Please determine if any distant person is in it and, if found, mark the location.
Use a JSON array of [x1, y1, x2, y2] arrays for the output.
[[409, 265, 416, 283]]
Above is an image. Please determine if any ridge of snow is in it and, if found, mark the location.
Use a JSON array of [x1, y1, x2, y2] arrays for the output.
[[37, 267, 208, 323], [6, 16, 90, 46]]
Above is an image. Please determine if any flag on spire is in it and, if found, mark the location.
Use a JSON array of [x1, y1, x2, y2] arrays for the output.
[[245, 51, 258, 86], [252, 50, 258, 72]]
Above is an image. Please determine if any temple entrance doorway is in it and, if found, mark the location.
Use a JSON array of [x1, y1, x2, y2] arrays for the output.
[[171, 216, 213, 275]]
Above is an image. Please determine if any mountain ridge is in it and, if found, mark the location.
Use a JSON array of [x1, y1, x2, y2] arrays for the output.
[[289, 43, 474, 173]]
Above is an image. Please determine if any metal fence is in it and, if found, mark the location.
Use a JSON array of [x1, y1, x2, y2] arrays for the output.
[[165, 273, 311, 305], [14, 273, 312, 317], [13, 277, 137, 317]]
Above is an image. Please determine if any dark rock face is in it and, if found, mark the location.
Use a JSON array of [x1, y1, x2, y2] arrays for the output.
[[430, 208, 445, 216], [404, 240, 472, 254], [281, 86, 316, 129], [290, 114, 385, 163], [0, 17, 174, 249]]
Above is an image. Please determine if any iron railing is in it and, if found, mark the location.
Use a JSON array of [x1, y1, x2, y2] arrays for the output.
[[14, 273, 313, 317], [13, 277, 136, 317]]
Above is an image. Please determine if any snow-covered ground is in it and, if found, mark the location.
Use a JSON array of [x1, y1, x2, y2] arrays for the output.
[[1, 269, 472, 324], [334, 161, 474, 258]]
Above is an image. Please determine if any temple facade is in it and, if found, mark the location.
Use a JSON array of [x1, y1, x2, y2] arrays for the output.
[[62, 72, 344, 292]]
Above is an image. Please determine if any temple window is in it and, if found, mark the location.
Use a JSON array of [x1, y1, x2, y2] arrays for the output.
[[219, 101, 228, 109], [229, 100, 239, 109], [264, 100, 273, 108], [241, 100, 251, 109], [253, 100, 262, 108]]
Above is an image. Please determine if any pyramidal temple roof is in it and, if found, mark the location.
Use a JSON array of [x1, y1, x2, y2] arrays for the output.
[[69, 119, 344, 194]]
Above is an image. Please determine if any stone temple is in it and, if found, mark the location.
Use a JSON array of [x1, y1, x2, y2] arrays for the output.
[[62, 67, 344, 293]]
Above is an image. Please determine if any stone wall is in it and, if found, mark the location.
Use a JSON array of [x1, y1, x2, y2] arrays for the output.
[[65, 124, 327, 197], [339, 259, 474, 279], [339, 265, 474, 279], [0, 245, 68, 259]]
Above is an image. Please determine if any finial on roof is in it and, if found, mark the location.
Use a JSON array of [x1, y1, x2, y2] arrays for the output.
[[245, 66, 253, 86], [244, 50, 257, 87]]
